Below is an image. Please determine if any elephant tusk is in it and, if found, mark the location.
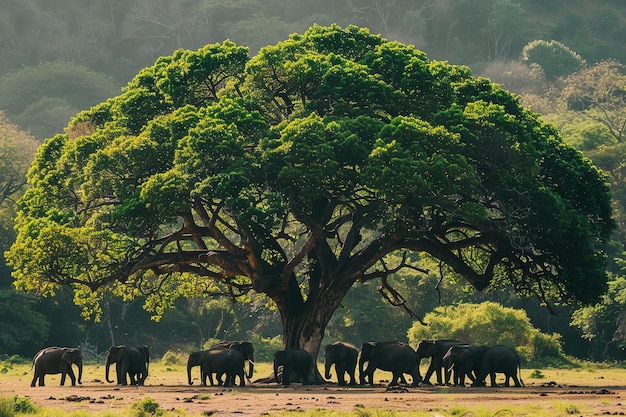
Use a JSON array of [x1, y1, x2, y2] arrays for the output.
[[247, 360, 255, 365]]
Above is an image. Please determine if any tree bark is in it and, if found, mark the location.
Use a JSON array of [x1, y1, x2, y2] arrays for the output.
[[272, 272, 354, 384]]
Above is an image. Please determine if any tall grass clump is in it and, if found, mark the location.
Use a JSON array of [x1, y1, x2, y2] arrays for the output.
[[0, 396, 14, 417]]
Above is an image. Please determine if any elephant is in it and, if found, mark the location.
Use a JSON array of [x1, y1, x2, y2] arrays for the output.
[[30, 347, 83, 387], [209, 340, 254, 385], [273, 348, 313, 386], [324, 341, 358, 386], [442, 345, 485, 386], [187, 350, 211, 385], [473, 345, 524, 387], [358, 341, 420, 386], [105, 345, 150, 386], [198, 349, 246, 387], [415, 339, 465, 385]]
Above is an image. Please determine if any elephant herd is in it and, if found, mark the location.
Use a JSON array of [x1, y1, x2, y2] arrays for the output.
[[326, 340, 523, 388], [28, 339, 523, 389], [28, 345, 150, 387]]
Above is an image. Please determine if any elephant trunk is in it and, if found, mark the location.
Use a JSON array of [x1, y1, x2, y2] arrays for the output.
[[105, 356, 114, 383], [324, 361, 332, 380], [76, 357, 83, 385], [187, 361, 194, 385]]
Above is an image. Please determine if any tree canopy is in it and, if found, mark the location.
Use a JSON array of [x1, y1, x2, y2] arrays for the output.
[[7, 25, 615, 365]]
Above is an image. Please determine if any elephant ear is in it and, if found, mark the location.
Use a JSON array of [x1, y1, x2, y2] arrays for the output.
[[61, 349, 73, 364], [113, 346, 125, 361], [458, 348, 473, 362], [138, 346, 150, 362]]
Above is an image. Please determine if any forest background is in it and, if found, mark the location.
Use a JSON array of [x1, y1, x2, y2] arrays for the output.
[[1, 0, 625, 364]]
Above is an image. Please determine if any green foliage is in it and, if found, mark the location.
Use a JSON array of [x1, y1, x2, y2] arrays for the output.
[[0, 112, 39, 209], [521, 40, 586, 81], [13, 396, 38, 414], [571, 273, 626, 360], [0, 396, 13, 417], [0, 290, 50, 353], [7, 24, 614, 359], [544, 112, 616, 151], [160, 351, 187, 366], [248, 334, 283, 362], [0, 62, 119, 140], [131, 397, 163, 417], [529, 369, 545, 379], [407, 301, 564, 362]]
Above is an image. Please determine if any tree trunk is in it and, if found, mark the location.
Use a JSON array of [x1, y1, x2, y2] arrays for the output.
[[272, 272, 354, 384]]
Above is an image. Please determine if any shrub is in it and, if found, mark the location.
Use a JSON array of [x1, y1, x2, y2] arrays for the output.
[[161, 350, 186, 366], [131, 397, 163, 417], [407, 301, 565, 364], [521, 39, 586, 81], [13, 396, 37, 414], [248, 334, 283, 362], [201, 338, 222, 350]]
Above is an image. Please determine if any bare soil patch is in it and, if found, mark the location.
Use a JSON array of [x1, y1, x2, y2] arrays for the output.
[[3, 367, 626, 416]]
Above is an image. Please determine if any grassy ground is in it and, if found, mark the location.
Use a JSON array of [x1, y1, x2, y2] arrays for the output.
[[2, 358, 626, 417]]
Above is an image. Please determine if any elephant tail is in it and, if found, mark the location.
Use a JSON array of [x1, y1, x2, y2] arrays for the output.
[[24, 348, 45, 375], [23, 364, 34, 376]]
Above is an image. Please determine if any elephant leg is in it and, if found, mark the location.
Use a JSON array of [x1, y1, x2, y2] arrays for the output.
[[302, 369, 310, 385], [423, 363, 436, 385], [347, 367, 356, 385], [68, 368, 77, 386], [389, 372, 401, 386], [31, 374, 38, 387], [121, 366, 129, 385], [336, 364, 347, 386], [209, 371, 216, 386]]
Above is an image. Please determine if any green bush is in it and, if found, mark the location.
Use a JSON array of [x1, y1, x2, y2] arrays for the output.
[[521, 39, 586, 81], [407, 301, 565, 364], [3, 355, 29, 365], [201, 338, 223, 350], [160, 350, 186, 366], [248, 334, 283, 362], [131, 397, 163, 417], [13, 396, 38, 414]]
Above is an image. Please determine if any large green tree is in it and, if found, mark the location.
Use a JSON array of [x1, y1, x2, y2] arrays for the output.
[[7, 25, 614, 370]]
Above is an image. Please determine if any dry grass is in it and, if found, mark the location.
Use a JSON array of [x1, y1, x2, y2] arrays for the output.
[[1, 360, 626, 416]]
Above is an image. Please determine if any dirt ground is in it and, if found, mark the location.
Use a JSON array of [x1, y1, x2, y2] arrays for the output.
[[3, 367, 626, 416]]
